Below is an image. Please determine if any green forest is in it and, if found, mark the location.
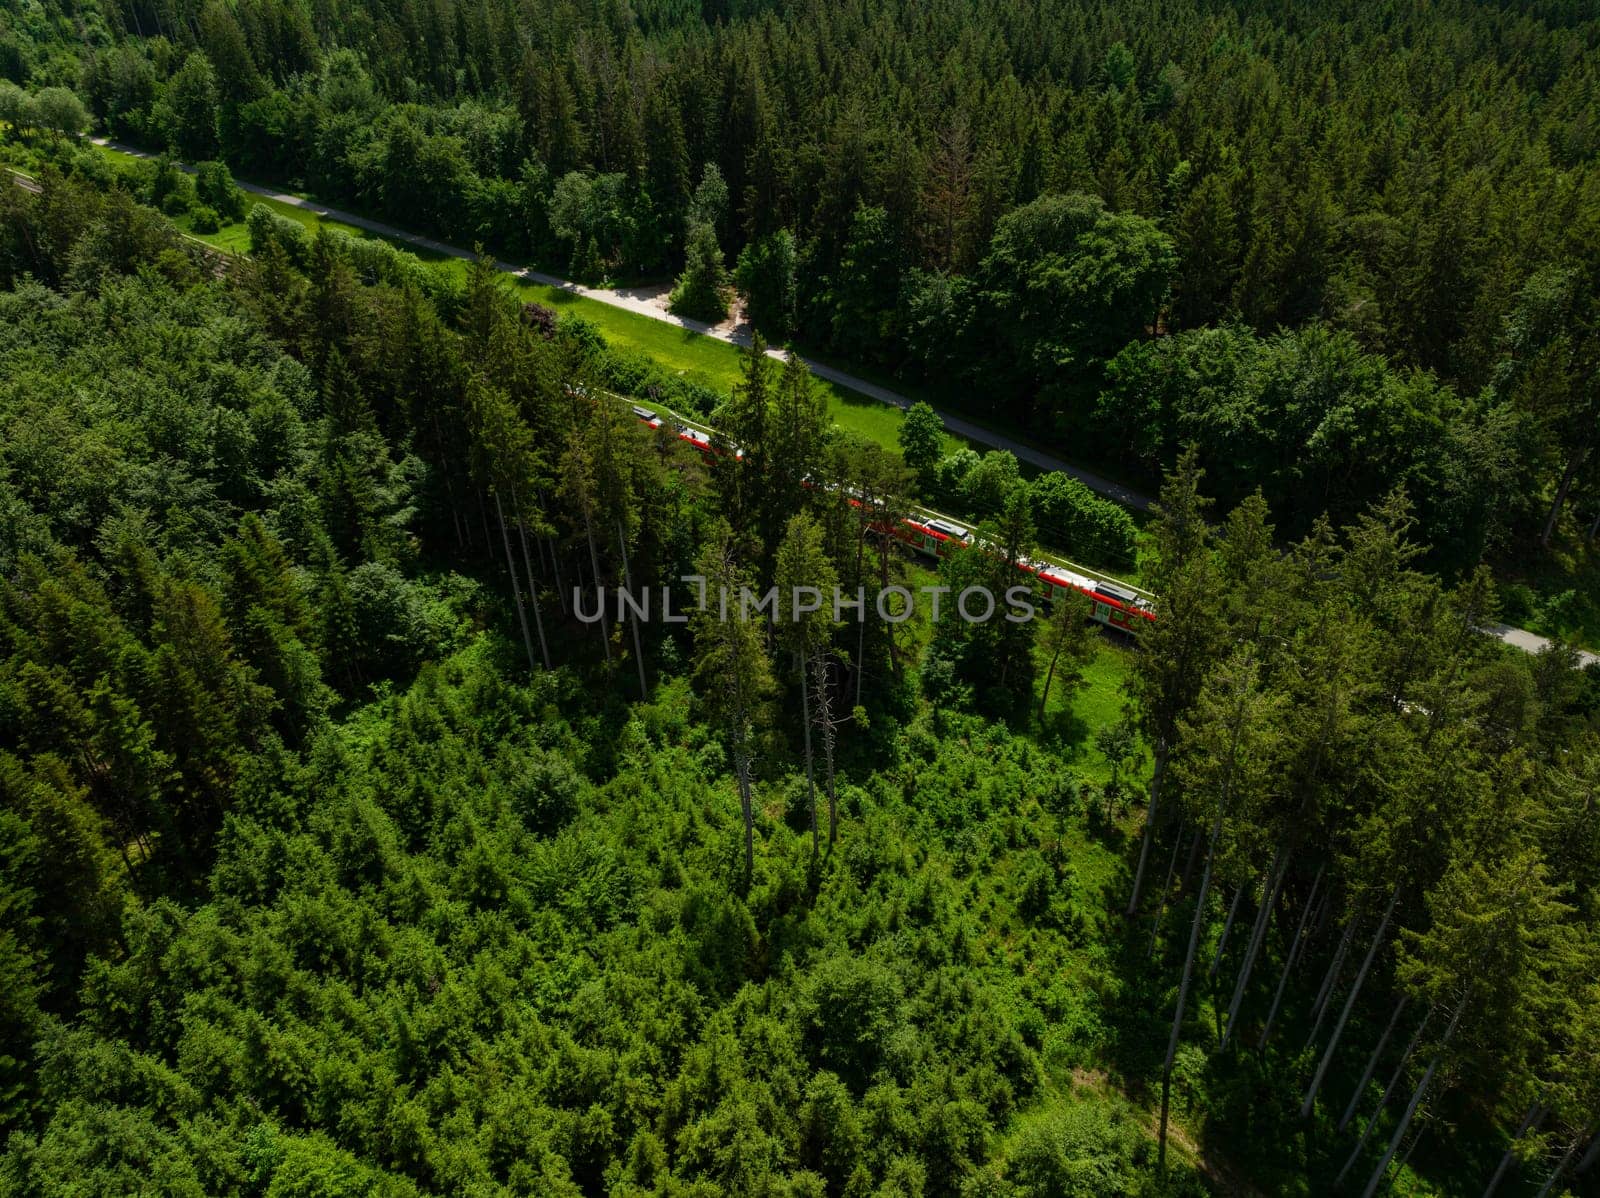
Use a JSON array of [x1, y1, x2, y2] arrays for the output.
[[2, 0, 1600, 1194], [2, 0, 1600, 580]]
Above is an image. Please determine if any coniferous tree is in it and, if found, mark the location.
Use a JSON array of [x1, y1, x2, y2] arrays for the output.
[[774, 512, 837, 861], [1159, 651, 1285, 1168], [692, 524, 775, 890], [1127, 448, 1226, 916]]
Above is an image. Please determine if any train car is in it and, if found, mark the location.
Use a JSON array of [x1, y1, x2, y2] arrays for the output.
[[898, 516, 972, 558], [628, 396, 1153, 635], [1028, 558, 1155, 633], [633, 407, 744, 460], [669, 421, 744, 460]]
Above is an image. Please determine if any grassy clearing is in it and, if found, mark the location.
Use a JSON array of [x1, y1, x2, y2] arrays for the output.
[[1047, 637, 1139, 785]]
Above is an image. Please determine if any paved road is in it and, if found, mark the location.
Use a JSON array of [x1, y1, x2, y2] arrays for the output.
[[1487, 624, 1598, 668], [73, 143, 1599, 665], [93, 138, 1152, 513]]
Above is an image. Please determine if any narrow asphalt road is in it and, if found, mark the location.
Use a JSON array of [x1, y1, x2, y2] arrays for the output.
[[1488, 625, 1598, 668], [75, 142, 1600, 666]]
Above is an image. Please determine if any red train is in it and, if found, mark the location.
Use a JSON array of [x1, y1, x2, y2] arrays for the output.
[[894, 515, 1155, 633], [633, 405, 1154, 634], [634, 405, 743, 459]]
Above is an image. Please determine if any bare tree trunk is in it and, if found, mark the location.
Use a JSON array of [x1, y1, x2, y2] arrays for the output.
[[1338, 1005, 1434, 1187], [1304, 885, 1400, 1117], [1482, 1101, 1546, 1198], [494, 492, 538, 673], [1209, 886, 1245, 980], [430, 409, 465, 549], [1220, 844, 1289, 1049], [854, 591, 868, 708], [1577, 1130, 1600, 1174], [1307, 913, 1360, 1049], [1533, 1124, 1595, 1198], [1339, 993, 1407, 1133], [532, 528, 548, 579], [799, 649, 817, 860], [517, 520, 551, 670], [616, 519, 647, 700], [447, 471, 465, 548], [1393, 1131, 1424, 1183], [1337, 998, 1440, 1190], [731, 645, 754, 891], [1149, 819, 1186, 959], [1541, 444, 1592, 549], [1180, 823, 1204, 890], [1589, 504, 1600, 542], [513, 498, 550, 669], [736, 753, 754, 889], [1159, 810, 1224, 1171], [583, 508, 611, 661], [1575, 1129, 1599, 1174], [1358, 1003, 1461, 1198], [1210, 884, 1243, 1045], [1259, 863, 1325, 1048], [876, 540, 902, 681], [1038, 603, 1074, 722], [1126, 750, 1168, 916], [548, 536, 567, 614], [1308, 884, 1334, 944], [812, 651, 839, 849], [853, 502, 872, 709]]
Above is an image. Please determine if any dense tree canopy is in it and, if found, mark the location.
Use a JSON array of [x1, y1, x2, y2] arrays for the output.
[[2, 7, 1600, 1194], [3, 0, 1599, 567]]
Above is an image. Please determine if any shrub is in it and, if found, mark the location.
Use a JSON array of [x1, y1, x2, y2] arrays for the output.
[[898, 401, 944, 485], [590, 342, 722, 420], [1498, 582, 1535, 625], [1028, 472, 1138, 569], [510, 747, 581, 834], [799, 954, 906, 1092], [932, 448, 981, 510], [1006, 1100, 1148, 1197], [344, 562, 453, 680], [148, 160, 196, 215], [189, 205, 220, 233], [246, 205, 309, 265], [194, 160, 247, 221], [962, 450, 1021, 516], [30, 86, 89, 139], [520, 301, 556, 338]]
